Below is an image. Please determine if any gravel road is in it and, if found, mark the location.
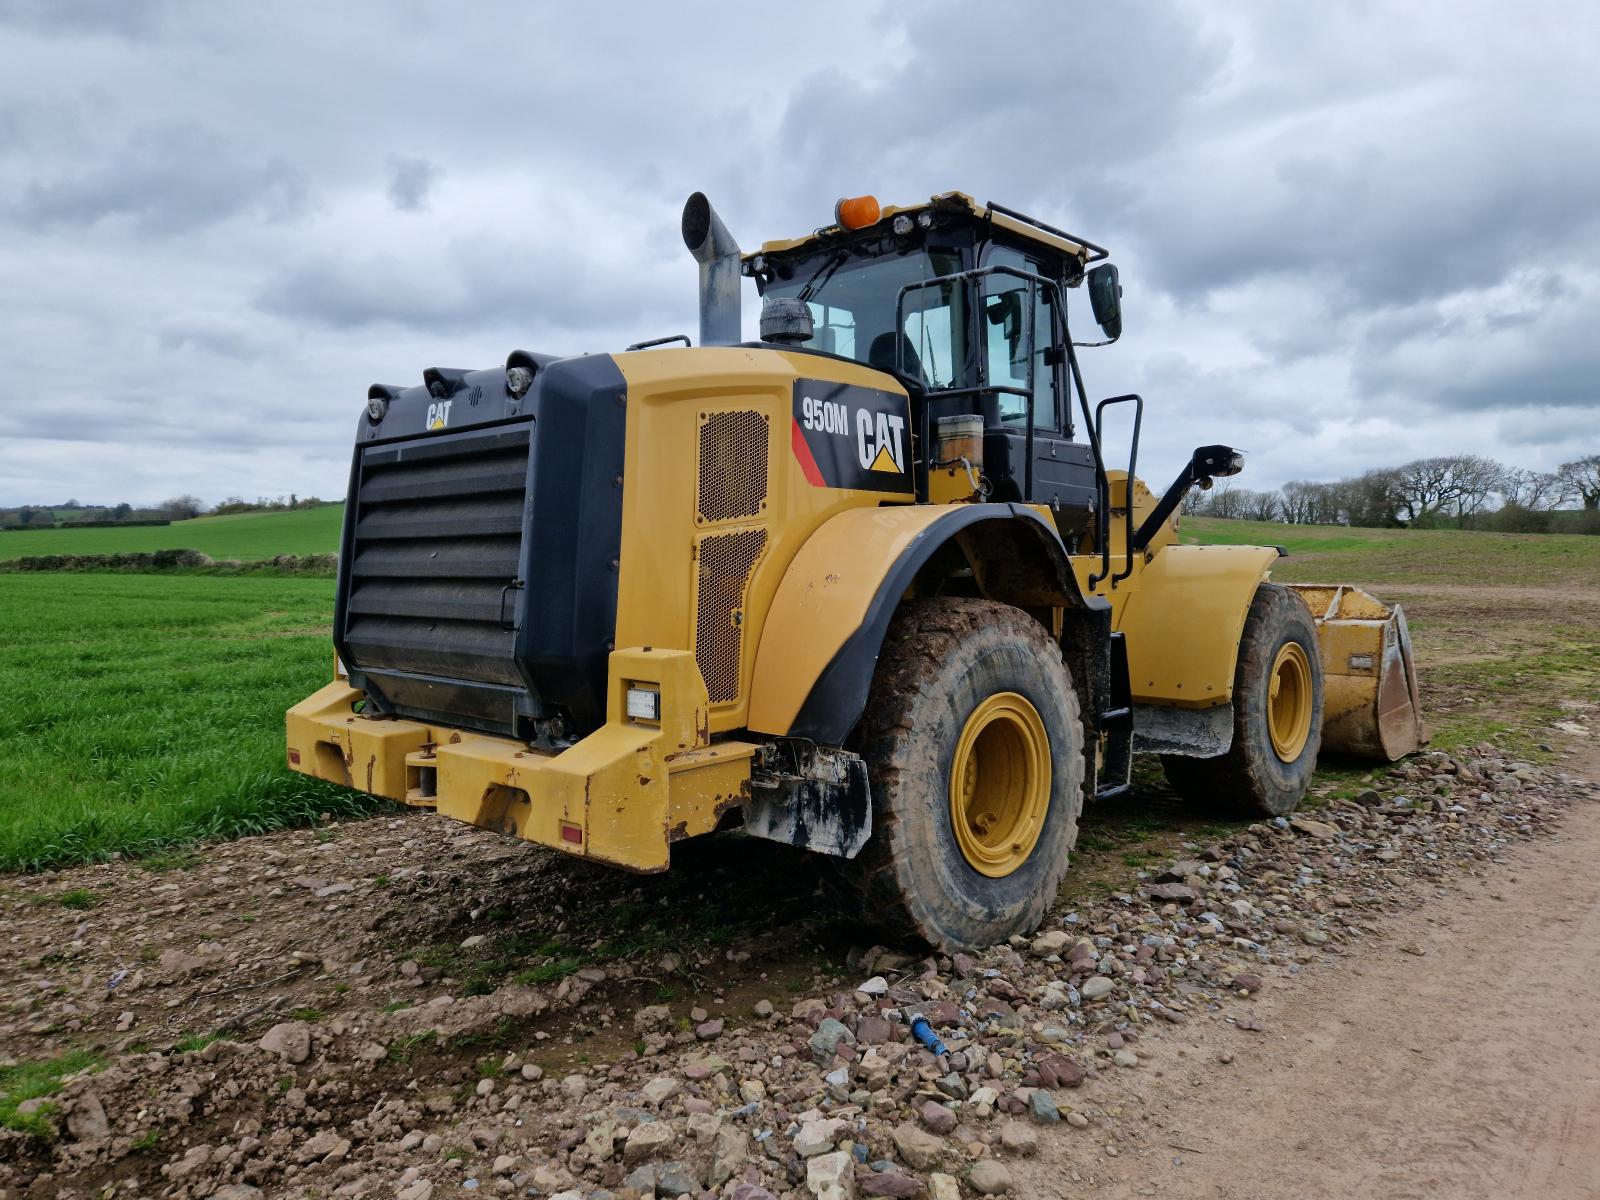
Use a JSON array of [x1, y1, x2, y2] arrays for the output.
[[1025, 744, 1600, 1200], [4, 726, 1596, 1199]]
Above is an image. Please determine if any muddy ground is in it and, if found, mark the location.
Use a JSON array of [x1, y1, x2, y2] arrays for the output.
[[2, 579, 1597, 1200]]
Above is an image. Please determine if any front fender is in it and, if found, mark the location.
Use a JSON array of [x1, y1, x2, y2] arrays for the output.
[[746, 503, 1097, 744], [1113, 544, 1280, 707]]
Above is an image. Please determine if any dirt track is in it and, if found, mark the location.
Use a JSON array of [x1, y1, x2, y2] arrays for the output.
[[7, 732, 1596, 1200], [1023, 745, 1600, 1200]]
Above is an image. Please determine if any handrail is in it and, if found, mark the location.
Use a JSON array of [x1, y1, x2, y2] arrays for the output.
[[624, 333, 692, 351], [1089, 394, 1144, 589], [984, 201, 1111, 263]]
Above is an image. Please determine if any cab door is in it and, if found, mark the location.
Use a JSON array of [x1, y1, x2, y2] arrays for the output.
[[979, 246, 1096, 536]]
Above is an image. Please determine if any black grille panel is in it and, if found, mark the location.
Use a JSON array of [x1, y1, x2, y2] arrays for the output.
[[341, 425, 532, 717], [350, 537, 522, 580], [334, 353, 627, 739]]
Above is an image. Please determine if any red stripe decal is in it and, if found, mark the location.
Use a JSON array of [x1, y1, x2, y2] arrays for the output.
[[791, 416, 826, 487]]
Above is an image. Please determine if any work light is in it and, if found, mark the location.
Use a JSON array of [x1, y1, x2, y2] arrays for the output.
[[625, 686, 661, 722]]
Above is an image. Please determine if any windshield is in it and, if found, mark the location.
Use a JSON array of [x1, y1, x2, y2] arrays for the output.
[[763, 248, 968, 388]]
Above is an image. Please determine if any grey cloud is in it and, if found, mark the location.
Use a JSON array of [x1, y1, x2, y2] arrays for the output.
[[1354, 269, 1580, 360], [769, 4, 1225, 228], [157, 315, 274, 360], [1131, 125, 1600, 310], [1374, 350, 1600, 416], [1497, 406, 1596, 449], [255, 255, 504, 334], [9, 123, 308, 234], [765, 3, 1600, 341], [0, 0, 173, 38], [253, 233, 684, 339], [0, 386, 310, 448], [1346, 264, 1600, 417], [387, 156, 440, 212], [1, 1, 1597, 505]]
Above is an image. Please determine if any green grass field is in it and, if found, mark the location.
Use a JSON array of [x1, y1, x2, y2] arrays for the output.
[[0, 504, 344, 562], [1184, 515, 1600, 586], [0, 511, 1594, 874], [0, 574, 376, 872]]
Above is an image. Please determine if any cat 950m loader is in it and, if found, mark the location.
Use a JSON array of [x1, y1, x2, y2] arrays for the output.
[[287, 190, 1424, 950]]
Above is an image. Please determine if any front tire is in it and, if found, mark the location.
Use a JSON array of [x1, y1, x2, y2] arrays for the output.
[[1161, 583, 1323, 817], [844, 597, 1084, 951]]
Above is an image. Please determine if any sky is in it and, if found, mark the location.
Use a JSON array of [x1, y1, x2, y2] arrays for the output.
[[1, 0, 1596, 507]]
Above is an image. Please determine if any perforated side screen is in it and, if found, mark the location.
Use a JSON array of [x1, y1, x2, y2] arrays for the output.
[[694, 528, 767, 704], [697, 410, 769, 524]]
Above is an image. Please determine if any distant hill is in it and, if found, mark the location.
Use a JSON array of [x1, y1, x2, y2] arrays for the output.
[[0, 503, 344, 561]]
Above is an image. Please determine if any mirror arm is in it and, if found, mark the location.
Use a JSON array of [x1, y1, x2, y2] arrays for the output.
[[1134, 445, 1245, 551]]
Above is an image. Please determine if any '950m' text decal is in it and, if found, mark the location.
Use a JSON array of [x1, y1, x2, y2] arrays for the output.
[[790, 379, 913, 494]]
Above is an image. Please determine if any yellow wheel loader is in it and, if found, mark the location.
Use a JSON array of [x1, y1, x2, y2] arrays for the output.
[[286, 190, 1424, 950]]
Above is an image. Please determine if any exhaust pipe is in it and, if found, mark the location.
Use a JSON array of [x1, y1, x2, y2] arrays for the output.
[[681, 192, 742, 346]]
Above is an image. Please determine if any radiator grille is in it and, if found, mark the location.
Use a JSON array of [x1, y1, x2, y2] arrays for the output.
[[694, 528, 766, 704], [342, 426, 529, 703], [696, 410, 768, 523]]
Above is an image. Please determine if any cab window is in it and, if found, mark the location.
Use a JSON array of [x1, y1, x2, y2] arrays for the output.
[[768, 248, 967, 388], [981, 246, 1061, 431]]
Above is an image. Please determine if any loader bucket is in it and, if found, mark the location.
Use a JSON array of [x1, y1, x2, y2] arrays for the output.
[[1288, 584, 1427, 762]]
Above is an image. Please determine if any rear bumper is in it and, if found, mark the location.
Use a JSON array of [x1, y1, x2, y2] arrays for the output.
[[285, 648, 756, 871]]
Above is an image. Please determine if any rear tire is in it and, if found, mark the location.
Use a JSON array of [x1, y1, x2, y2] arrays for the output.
[[1161, 583, 1323, 817], [843, 597, 1083, 951]]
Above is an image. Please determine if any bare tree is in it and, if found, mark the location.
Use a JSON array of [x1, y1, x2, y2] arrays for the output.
[[1343, 469, 1405, 527], [1166, 452, 1593, 533], [1304, 480, 1343, 525], [163, 495, 206, 520], [1501, 468, 1565, 511], [1447, 455, 1506, 520], [1558, 454, 1600, 510], [1391, 455, 1504, 524], [1392, 457, 1459, 524], [1241, 488, 1282, 523], [1280, 480, 1318, 524], [1204, 478, 1244, 519]]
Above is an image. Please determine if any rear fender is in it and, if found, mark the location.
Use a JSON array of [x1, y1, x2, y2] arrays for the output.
[[746, 503, 1101, 744]]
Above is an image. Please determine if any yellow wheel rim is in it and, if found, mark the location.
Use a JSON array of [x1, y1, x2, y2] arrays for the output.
[[948, 692, 1051, 878], [1267, 642, 1314, 761]]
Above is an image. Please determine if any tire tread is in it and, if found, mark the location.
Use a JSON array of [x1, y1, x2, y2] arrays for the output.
[[844, 597, 1082, 949], [1161, 583, 1322, 817]]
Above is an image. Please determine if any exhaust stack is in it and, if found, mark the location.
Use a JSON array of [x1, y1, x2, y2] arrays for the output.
[[681, 192, 742, 347]]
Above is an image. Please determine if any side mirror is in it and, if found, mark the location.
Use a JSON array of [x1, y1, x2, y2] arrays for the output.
[[986, 291, 1026, 366], [1087, 263, 1122, 340]]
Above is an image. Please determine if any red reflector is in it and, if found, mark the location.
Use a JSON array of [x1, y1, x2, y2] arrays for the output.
[[288, 749, 301, 765], [559, 822, 583, 844]]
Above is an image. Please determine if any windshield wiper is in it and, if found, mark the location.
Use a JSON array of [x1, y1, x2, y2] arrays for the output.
[[798, 247, 851, 304]]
